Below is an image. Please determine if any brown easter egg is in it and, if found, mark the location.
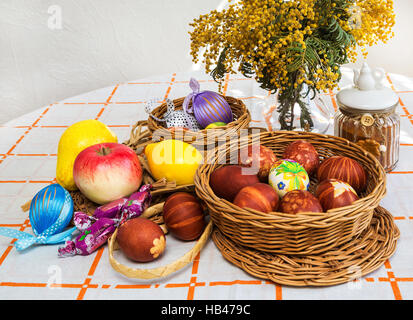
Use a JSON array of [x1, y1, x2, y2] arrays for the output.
[[317, 156, 367, 193], [315, 178, 359, 211], [210, 165, 260, 202], [279, 190, 323, 214], [283, 140, 320, 175], [163, 192, 206, 241], [238, 144, 278, 181], [117, 217, 166, 262], [233, 183, 279, 213]]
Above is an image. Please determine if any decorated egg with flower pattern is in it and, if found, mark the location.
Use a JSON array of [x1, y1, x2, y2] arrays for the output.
[[268, 159, 310, 198]]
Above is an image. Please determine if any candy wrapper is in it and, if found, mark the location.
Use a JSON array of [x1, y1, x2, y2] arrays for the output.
[[58, 184, 152, 257], [94, 197, 128, 219]]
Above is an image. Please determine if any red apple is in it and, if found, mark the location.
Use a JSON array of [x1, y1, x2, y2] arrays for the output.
[[73, 142, 143, 204]]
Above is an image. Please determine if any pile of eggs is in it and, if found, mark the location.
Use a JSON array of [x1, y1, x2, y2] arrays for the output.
[[209, 140, 367, 214], [117, 192, 206, 263]]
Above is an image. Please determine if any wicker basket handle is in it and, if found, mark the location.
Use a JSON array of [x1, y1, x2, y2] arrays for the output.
[[108, 220, 213, 280]]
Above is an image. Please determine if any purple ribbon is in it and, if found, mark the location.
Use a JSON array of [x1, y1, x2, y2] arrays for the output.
[[183, 77, 201, 114], [58, 184, 153, 257]]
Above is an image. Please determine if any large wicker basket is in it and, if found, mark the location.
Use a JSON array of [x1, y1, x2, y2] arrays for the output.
[[195, 130, 387, 256], [147, 96, 252, 149], [212, 206, 399, 286]]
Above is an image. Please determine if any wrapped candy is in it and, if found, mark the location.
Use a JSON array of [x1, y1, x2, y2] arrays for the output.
[[58, 184, 152, 257], [93, 197, 128, 219], [145, 98, 201, 131]]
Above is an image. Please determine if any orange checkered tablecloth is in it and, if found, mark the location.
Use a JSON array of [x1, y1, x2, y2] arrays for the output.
[[0, 68, 412, 300]]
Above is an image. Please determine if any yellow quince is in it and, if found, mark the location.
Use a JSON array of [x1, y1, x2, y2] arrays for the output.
[[144, 139, 203, 186], [56, 119, 118, 190]]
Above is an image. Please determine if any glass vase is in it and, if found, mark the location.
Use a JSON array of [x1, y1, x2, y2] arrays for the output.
[[262, 86, 333, 134]]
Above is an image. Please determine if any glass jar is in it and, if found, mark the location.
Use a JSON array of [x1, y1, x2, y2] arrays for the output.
[[335, 63, 400, 172], [334, 104, 400, 172]]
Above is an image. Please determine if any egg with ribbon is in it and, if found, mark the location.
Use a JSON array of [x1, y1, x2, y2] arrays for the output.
[[183, 78, 233, 128], [268, 159, 310, 198], [0, 183, 76, 251]]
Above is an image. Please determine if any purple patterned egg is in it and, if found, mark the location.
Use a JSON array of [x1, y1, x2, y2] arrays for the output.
[[183, 78, 233, 128]]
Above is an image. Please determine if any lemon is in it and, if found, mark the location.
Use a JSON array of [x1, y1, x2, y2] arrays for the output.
[[56, 119, 118, 190], [144, 139, 203, 185]]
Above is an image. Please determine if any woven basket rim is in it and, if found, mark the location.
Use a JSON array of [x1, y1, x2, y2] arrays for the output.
[[108, 216, 213, 280], [195, 130, 387, 229]]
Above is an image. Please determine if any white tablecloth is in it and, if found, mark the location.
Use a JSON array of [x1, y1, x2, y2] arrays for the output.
[[0, 68, 412, 300]]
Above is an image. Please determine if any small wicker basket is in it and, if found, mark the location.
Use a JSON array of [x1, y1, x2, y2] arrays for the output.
[[146, 96, 252, 148], [195, 130, 387, 256], [21, 122, 211, 280]]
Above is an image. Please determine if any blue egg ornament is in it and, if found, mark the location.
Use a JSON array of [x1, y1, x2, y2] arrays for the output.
[[29, 183, 74, 236], [0, 183, 76, 251]]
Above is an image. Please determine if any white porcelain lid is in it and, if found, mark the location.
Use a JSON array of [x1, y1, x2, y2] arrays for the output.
[[336, 63, 398, 111]]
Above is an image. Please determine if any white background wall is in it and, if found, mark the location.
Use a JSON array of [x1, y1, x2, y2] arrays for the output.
[[0, 0, 412, 124]]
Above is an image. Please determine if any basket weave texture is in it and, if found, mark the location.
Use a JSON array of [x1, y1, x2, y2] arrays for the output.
[[212, 206, 399, 287], [147, 96, 251, 145], [195, 130, 387, 256]]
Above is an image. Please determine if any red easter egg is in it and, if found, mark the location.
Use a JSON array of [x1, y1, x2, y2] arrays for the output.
[[117, 217, 166, 262], [238, 144, 278, 181], [210, 165, 260, 202], [283, 140, 320, 175], [163, 192, 206, 241], [315, 179, 359, 211], [279, 190, 323, 214], [233, 183, 279, 213], [317, 156, 367, 193]]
